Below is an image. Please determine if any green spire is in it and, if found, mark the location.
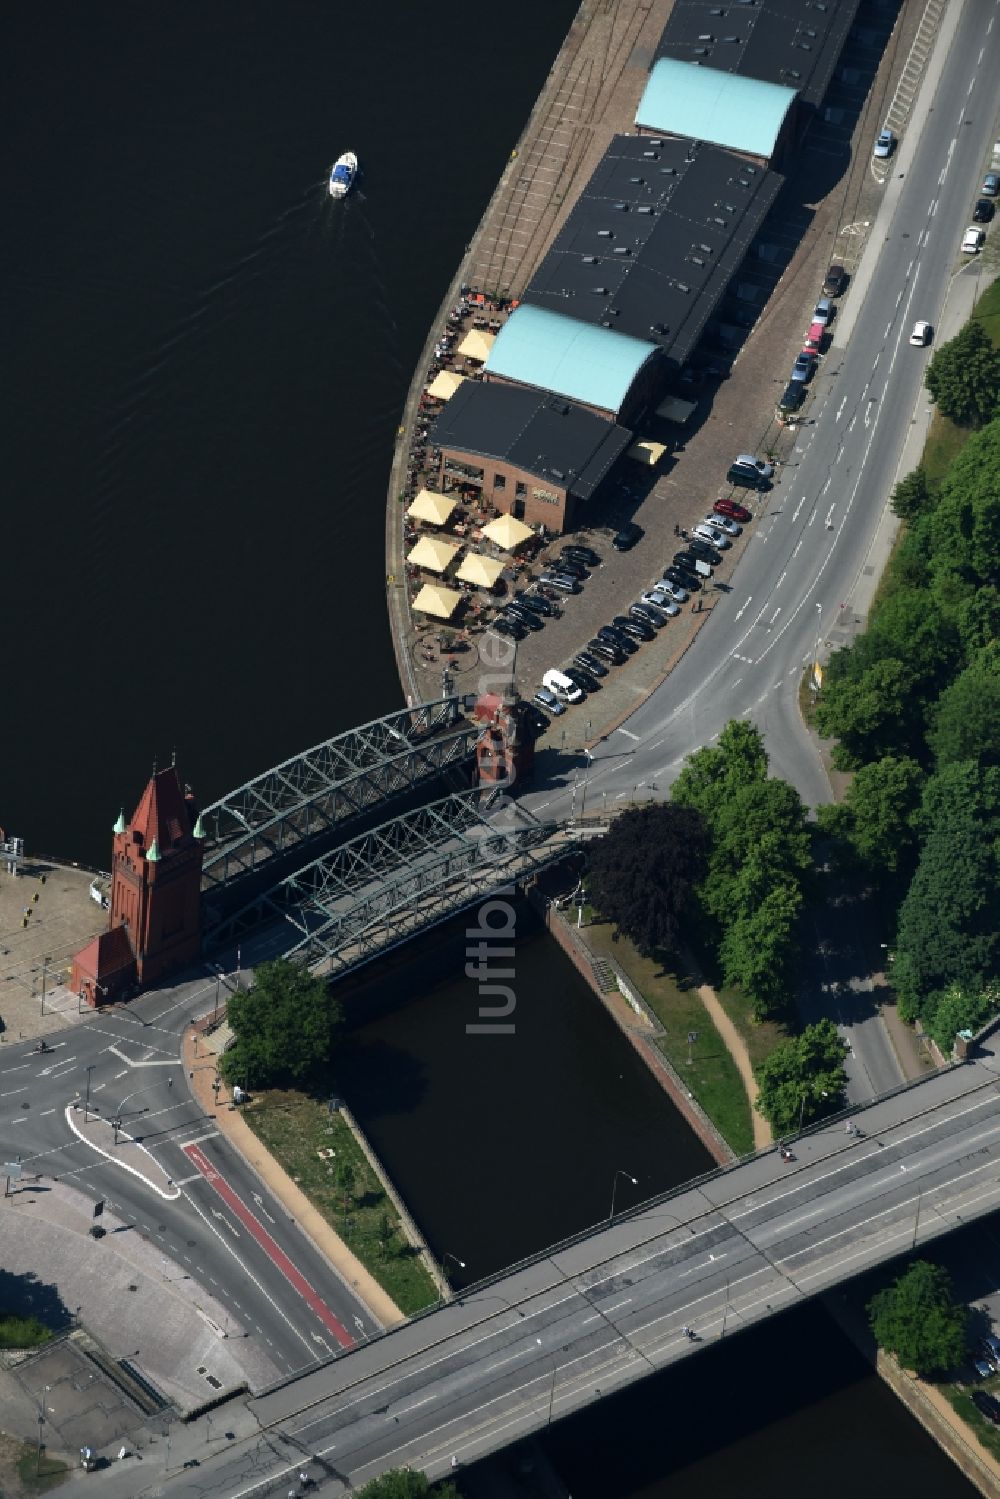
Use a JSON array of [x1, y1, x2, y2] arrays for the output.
[[193, 814, 206, 840], [113, 808, 126, 835], [146, 838, 160, 863]]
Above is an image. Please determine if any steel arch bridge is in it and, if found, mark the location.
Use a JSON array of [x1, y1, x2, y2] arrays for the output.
[[205, 792, 581, 979], [198, 697, 477, 892]]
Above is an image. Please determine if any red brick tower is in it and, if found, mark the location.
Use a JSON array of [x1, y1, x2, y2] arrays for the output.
[[71, 766, 205, 1004], [474, 693, 535, 792]]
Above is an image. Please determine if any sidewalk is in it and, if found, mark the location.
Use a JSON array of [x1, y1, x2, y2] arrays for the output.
[[182, 1022, 403, 1330], [694, 984, 772, 1151]]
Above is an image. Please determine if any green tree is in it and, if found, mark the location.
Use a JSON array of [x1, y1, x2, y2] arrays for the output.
[[586, 803, 709, 956], [754, 1018, 847, 1133], [890, 467, 933, 523], [927, 647, 1000, 768], [923, 979, 1000, 1055], [815, 756, 923, 876], [376, 1211, 395, 1260], [336, 1159, 357, 1213], [718, 881, 802, 1020], [671, 720, 768, 824], [867, 1261, 968, 1377], [355, 1471, 460, 1499], [929, 418, 1000, 587], [814, 655, 917, 768], [925, 320, 1000, 427], [893, 809, 999, 1022], [220, 959, 343, 1088]]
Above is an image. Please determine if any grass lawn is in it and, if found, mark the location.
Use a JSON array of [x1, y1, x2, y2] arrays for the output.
[[582, 920, 754, 1155], [15, 1449, 69, 1494], [943, 1383, 1000, 1462], [0, 1313, 52, 1349], [712, 983, 788, 1072], [244, 1090, 438, 1317]]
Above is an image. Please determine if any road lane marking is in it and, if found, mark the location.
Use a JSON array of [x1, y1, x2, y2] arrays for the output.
[[617, 728, 639, 741], [181, 1142, 354, 1349]]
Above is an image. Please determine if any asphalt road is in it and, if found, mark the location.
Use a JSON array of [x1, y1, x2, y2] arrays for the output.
[[137, 1046, 1000, 1498], [0, 969, 378, 1380], [522, 0, 1000, 1099]]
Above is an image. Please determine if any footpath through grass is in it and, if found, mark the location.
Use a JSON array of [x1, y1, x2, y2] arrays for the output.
[[244, 1091, 438, 1316], [582, 920, 754, 1155], [944, 1382, 1000, 1462]]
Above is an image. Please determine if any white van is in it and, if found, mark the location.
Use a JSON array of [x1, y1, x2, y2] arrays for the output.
[[542, 668, 584, 704]]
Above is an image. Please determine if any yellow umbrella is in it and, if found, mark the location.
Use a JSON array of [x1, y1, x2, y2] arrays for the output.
[[413, 583, 462, 619], [426, 370, 465, 401], [455, 552, 505, 588], [627, 439, 668, 467], [406, 535, 460, 574], [482, 512, 534, 549], [457, 329, 496, 362], [407, 490, 457, 526]]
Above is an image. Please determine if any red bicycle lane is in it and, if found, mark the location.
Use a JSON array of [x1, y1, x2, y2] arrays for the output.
[[182, 1142, 354, 1349]]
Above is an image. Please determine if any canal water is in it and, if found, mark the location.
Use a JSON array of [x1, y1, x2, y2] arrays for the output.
[[337, 898, 712, 1283]]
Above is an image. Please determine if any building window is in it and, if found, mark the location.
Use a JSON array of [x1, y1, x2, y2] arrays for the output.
[[515, 482, 527, 497], [493, 473, 506, 490]]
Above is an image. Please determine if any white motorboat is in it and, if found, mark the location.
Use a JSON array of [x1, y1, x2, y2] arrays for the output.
[[328, 151, 358, 200]]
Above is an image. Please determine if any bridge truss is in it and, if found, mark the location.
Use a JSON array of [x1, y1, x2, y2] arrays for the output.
[[198, 697, 477, 891], [206, 792, 579, 978]]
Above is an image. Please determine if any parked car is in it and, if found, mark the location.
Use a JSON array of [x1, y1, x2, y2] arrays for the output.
[[542, 668, 584, 704], [655, 576, 689, 603], [639, 590, 680, 617], [776, 381, 807, 417], [504, 603, 543, 632], [714, 498, 752, 523], [823, 263, 848, 296], [539, 571, 580, 593], [909, 320, 932, 347], [631, 602, 671, 628], [688, 536, 723, 564], [533, 686, 565, 717], [974, 1359, 995, 1380], [971, 1390, 1000, 1425], [521, 702, 550, 735], [732, 453, 774, 479], [614, 614, 653, 643], [962, 225, 985, 254], [704, 513, 741, 537], [549, 558, 588, 580], [873, 128, 895, 159], [974, 198, 996, 223], [587, 637, 626, 664], [611, 521, 643, 551], [597, 624, 637, 654], [664, 564, 702, 591], [727, 464, 768, 490], [812, 296, 833, 327], [515, 591, 557, 617], [982, 172, 1000, 197], [693, 523, 731, 551], [565, 665, 599, 694], [803, 319, 826, 354], [673, 549, 711, 575], [791, 351, 817, 383], [561, 544, 602, 567], [491, 615, 525, 641], [575, 650, 609, 678]]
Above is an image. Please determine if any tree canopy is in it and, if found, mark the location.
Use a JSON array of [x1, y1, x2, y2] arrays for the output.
[[355, 1471, 460, 1499], [925, 320, 1000, 428], [927, 647, 1000, 768], [867, 1261, 968, 1377], [753, 1018, 847, 1135], [221, 959, 343, 1088], [815, 755, 923, 877], [890, 467, 933, 524], [586, 802, 709, 956], [922, 979, 1000, 1055]]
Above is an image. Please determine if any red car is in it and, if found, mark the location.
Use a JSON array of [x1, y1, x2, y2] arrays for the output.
[[714, 497, 752, 523]]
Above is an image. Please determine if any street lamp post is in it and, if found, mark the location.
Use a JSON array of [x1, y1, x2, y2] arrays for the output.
[[912, 1186, 923, 1250], [609, 1169, 638, 1224], [442, 1250, 466, 1279], [36, 1385, 50, 1475], [83, 1066, 95, 1124]]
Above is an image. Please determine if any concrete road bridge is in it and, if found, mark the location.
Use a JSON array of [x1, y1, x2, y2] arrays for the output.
[[154, 1047, 1000, 1496]]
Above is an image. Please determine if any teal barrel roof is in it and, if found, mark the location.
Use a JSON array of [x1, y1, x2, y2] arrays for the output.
[[635, 57, 797, 161], [484, 306, 658, 415]]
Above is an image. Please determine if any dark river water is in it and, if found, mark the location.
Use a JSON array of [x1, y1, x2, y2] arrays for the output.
[[5, 8, 977, 1496]]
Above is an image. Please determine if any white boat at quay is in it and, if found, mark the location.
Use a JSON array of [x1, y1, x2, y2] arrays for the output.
[[328, 151, 358, 200]]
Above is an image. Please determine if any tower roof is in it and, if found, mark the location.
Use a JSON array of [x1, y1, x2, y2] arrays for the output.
[[129, 767, 193, 853]]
